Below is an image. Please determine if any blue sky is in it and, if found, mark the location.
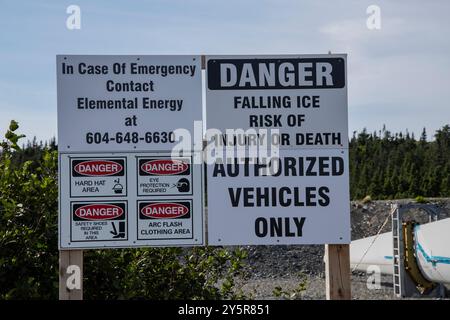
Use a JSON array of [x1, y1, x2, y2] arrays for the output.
[[1, 0, 449, 142]]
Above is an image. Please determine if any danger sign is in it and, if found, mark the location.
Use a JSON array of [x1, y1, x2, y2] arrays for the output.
[[70, 157, 127, 197], [137, 200, 194, 240], [59, 152, 203, 248], [137, 156, 192, 196], [205, 55, 348, 150], [205, 54, 350, 245], [70, 201, 128, 242]]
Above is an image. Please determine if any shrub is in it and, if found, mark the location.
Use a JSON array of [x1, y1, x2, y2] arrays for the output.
[[414, 196, 428, 204], [0, 121, 248, 299], [361, 195, 372, 204]]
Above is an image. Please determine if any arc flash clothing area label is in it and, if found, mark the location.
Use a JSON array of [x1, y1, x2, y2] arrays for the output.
[[57, 55, 203, 152], [59, 152, 203, 249], [205, 55, 350, 245], [137, 200, 193, 240]]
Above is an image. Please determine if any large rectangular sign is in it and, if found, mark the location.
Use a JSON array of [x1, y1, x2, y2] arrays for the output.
[[58, 54, 349, 248], [205, 54, 349, 245], [57, 55, 205, 249], [57, 55, 202, 152]]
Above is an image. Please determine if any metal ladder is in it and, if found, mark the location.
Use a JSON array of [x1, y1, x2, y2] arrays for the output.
[[391, 203, 441, 298], [392, 204, 403, 297]]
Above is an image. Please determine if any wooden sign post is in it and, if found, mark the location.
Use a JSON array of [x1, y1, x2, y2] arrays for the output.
[[59, 250, 83, 300], [325, 244, 351, 300]]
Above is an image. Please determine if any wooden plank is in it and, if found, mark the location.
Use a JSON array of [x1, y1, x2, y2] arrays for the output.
[[325, 244, 351, 300], [59, 250, 83, 300]]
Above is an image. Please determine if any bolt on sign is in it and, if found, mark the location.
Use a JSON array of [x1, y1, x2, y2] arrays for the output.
[[205, 55, 350, 245], [57, 55, 204, 249]]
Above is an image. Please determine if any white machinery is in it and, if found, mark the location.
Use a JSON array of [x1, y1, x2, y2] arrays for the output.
[[350, 203, 449, 298]]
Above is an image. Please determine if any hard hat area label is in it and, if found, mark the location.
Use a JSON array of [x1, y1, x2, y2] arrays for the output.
[[137, 156, 192, 196], [137, 200, 193, 240], [70, 201, 128, 242], [70, 157, 127, 197]]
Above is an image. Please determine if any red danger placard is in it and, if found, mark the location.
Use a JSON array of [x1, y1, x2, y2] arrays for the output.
[[139, 159, 190, 176], [72, 159, 125, 177], [73, 160, 123, 177], [73, 203, 124, 220], [140, 202, 190, 219]]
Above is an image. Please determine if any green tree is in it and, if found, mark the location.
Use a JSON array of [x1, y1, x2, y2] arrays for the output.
[[349, 124, 450, 199]]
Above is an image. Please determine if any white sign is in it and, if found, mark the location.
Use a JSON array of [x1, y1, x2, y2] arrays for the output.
[[57, 55, 204, 249], [59, 152, 204, 248], [57, 55, 203, 152], [205, 55, 349, 245], [205, 55, 348, 150], [206, 149, 350, 245]]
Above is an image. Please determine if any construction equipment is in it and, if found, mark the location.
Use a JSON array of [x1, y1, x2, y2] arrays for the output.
[[350, 203, 448, 298]]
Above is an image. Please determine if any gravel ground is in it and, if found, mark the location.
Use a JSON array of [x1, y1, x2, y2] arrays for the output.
[[232, 198, 450, 300], [237, 274, 395, 300]]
